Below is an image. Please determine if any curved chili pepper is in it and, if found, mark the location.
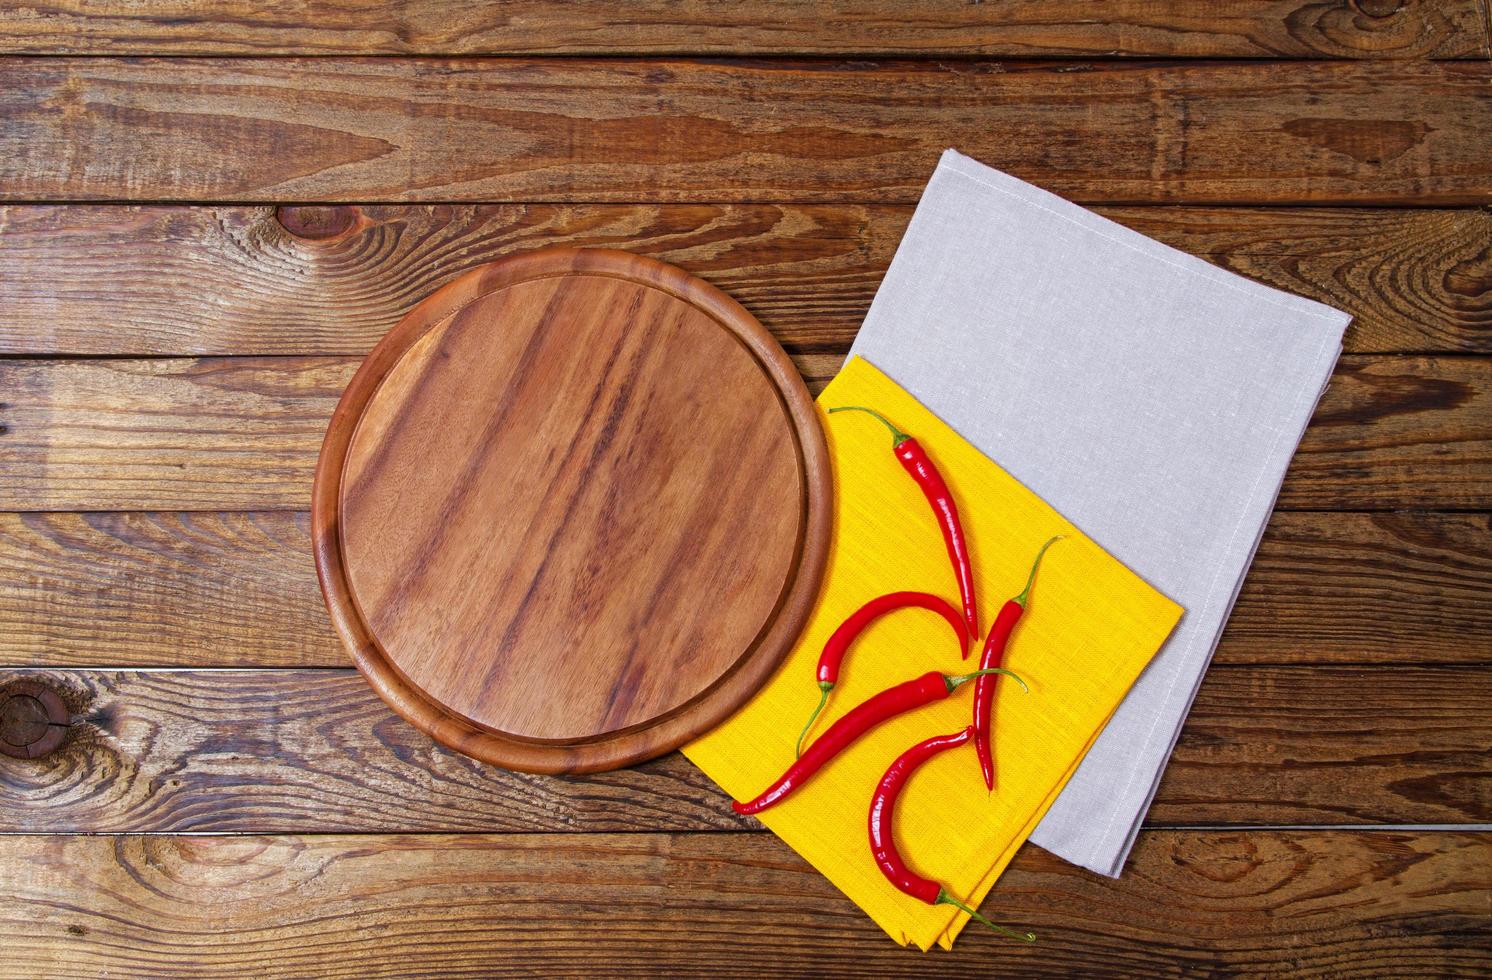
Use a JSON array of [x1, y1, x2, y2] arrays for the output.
[[733, 667, 1025, 816], [974, 536, 1061, 791], [828, 406, 978, 644], [869, 726, 1036, 943], [795, 591, 969, 758]]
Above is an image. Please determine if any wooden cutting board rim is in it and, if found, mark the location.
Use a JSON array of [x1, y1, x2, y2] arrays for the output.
[[311, 246, 832, 774]]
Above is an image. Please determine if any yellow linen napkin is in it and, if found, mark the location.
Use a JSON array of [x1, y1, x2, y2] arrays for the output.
[[684, 357, 1182, 950]]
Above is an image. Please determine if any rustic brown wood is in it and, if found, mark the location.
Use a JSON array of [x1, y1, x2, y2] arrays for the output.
[[0, 512, 331, 667], [1162, 664, 1492, 826], [3, 830, 1487, 975], [1, 204, 1487, 357], [1282, 355, 1492, 510], [315, 248, 831, 773], [0, 668, 752, 833], [1, 0, 1485, 58], [0, 357, 352, 512], [3, 511, 1487, 670], [1223, 511, 1492, 664], [1, 664, 1485, 832], [2, 354, 1485, 512], [2, 59, 1489, 205], [1, 3, 1486, 973]]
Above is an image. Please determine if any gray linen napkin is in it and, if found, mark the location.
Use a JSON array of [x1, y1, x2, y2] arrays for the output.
[[848, 149, 1350, 877]]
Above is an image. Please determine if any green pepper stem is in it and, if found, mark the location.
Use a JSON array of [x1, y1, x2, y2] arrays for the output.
[[945, 667, 1029, 694], [827, 405, 911, 447], [794, 682, 833, 758], [1013, 535, 1064, 608], [937, 890, 1036, 943]]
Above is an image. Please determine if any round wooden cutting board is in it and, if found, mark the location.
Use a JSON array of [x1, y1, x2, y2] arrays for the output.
[[313, 248, 831, 774]]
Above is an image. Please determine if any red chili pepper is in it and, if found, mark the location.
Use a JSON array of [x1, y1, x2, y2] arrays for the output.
[[795, 591, 969, 758], [869, 726, 1036, 943], [733, 667, 1023, 816], [974, 536, 1061, 791], [828, 406, 978, 645]]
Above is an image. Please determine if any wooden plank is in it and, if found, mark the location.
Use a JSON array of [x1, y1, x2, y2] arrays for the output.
[[1282, 356, 1492, 510], [2, 59, 1489, 205], [2, 830, 1487, 975], [0, 665, 1485, 832], [1160, 664, 1492, 826], [1, 204, 1487, 357], [1223, 511, 1492, 665], [0, 512, 327, 668], [2, 511, 1487, 670], [0, 668, 747, 834], [1, 354, 1486, 512], [0, 357, 352, 513], [1, 0, 1485, 59]]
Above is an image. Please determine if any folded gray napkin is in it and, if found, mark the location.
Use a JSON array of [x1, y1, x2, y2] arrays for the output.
[[848, 150, 1350, 877]]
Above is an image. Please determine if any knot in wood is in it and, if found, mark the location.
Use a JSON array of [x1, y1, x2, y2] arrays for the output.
[[1350, 0, 1403, 18], [274, 205, 362, 241], [0, 681, 69, 759]]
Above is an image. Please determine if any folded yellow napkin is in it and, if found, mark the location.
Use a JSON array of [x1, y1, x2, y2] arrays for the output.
[[684, 357, 1182, 949]]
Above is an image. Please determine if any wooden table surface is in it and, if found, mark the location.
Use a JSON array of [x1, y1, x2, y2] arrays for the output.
[[1, 2, 1488, 976]]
